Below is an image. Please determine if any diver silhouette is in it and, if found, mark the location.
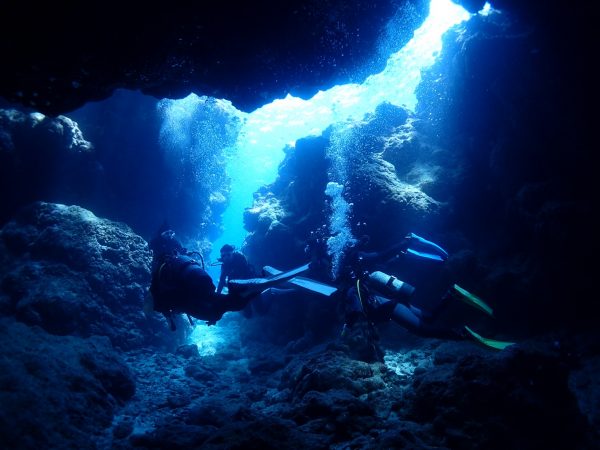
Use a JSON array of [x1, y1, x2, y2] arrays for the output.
[[145, 229, 308, 329]]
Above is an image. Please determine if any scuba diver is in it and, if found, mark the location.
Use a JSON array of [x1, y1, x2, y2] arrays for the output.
[[216, 244, 256, 295], [146, 229, 309, 330], [216, 243, 261, 317], [304, 231, 334, 283], [339, 232, 514, 350]]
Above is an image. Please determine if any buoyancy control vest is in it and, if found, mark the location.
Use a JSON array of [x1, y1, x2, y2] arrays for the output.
[[151, 253, 215, 313]]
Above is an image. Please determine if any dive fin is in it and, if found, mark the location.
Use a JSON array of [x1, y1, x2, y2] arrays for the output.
[[228, 263, 310, 296], [464, 326, 515, 350], [451, 284, 494, 317], [291, 277, 337, 296], [408, 233, 449, 260], [263, 265, 337, 296], [405, 248, 445, 262], [264, 263, 310, 283], [262, 265, 280, 276]]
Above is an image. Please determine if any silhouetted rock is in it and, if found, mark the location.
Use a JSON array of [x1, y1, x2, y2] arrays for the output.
[[407, 340, 594, 449], [0, 1, 428, 116], [0, 201, 180, 350], [0, 319, 135, 449], [0, 109, 97, 226]]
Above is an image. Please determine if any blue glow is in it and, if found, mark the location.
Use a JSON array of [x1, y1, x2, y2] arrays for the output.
[[159, 0, 471, 288], [166, 0, 474, 346], [189, 314, 241, 356], [209, 0, 471, 272]]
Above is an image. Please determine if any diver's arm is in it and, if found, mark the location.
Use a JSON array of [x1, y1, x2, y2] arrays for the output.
[[374, 238, 411, 262], [351, 238, 410, 268]]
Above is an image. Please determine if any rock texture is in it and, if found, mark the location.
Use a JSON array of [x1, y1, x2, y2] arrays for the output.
[[0, 319, 135, 450], [0, 0, 597, 448], [0, 109, 97, 226], [0, 0, 592, 120], [243, 103, 445, 272], [0, 204, 597, 449], [0, 93, 240, 240], [0, 0, 428, 116], [415, 9, 597, 333], [243, 8, 597, 340], [0, 201, 180, 350]]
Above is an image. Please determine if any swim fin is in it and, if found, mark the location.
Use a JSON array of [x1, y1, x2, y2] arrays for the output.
[[464, 326, 515, 350], [229, 263, 311, 297], [292, 277, 337, 296], [263, 265, 337, 296], [407, 232, 449, 260], [405, 248, 445, 262], [451, 284, 494, 317]]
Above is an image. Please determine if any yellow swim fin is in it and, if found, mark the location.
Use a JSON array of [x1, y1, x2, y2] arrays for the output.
[[464, 326, 515, 351], [452, 284, 494, 317]]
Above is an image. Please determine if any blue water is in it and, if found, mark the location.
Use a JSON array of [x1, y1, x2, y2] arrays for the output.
[[159, 0, 471, 288], [169, 0, 473, 346]]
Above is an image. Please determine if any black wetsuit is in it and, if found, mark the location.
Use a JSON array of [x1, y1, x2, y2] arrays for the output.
[[150, 253, 251, 324], [341, 238, 463, 340], [345, 283, 460, 340], [217, 251, 255, 294]]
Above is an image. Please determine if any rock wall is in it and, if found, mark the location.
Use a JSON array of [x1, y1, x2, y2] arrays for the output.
[[415, 11, 597, 332], [0, 201, 181, 350]]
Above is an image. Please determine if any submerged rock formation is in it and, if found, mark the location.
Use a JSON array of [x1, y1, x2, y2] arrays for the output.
[[0, 203, 596, 449], [0, 320, 135, 450], [0, 94, 237, 241], [243, 103, 446, 271], [0, 201, 180, 350], [0, 109, 97, 226], [0, 0, 429, 116], [415, 10, 597, 333], [0, 0, 597, 448]]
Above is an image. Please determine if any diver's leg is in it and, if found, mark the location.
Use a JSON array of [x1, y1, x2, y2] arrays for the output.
[[252, 287, 299, 315], [390, 303, 421, 331], [369, 295, 398, 323], [220, 292, 252, 312], [408, 304, 425, 319], [391, 303, 465, 340], [401, 289, 456, 326]]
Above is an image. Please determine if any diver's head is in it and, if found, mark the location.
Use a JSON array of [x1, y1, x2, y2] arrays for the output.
[[219, 244, 235, 262], [149, 229, 184, 259]]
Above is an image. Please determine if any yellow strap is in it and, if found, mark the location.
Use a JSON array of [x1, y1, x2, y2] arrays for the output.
[[356, 278, 365, 313]]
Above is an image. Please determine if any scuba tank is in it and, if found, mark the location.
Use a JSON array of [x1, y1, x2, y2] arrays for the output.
[[367, 271, 415, 301]]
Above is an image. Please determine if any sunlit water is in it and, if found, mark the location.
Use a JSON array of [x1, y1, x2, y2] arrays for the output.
[[156, 0, 489, 352], [209, 0, 470, 271]]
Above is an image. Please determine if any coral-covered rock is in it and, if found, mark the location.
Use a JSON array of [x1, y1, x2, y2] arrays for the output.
[[0, 1, 428, 116], [0, 201, 180, 350], [407, 340, 594, 449], [0, 319, 135, 449], [0, 109, 98, 226], [415, 11, 597, 333], [280, 348, 390, 400]]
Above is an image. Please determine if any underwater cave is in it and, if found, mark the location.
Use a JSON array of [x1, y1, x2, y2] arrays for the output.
[[0, 0, 597, 448]]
